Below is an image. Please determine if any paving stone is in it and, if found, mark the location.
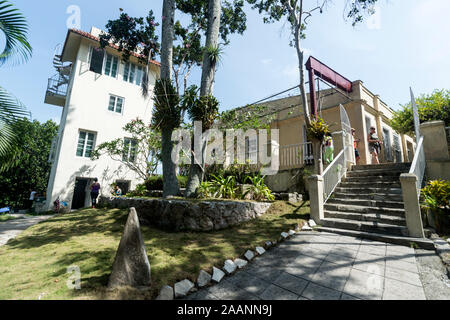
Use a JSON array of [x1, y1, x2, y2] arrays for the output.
[[156, 285, 174, 300], [310, 261, 352, 291], [385, 258, 419, 274], [273, 272, 309, 296], [212, 267, 225, 283], [358, 244, 386, 257], [343, 269, 384, 300], [386, 244, 416, 256], [385, 252, 417, 265], [355, 251, 385, 266], [352, 261, 385, 276], [174, 279, 195, 298], [383, 278, 426, 300], [330, 245, 359, 259], [188, 290, 219, 300], [255, 247, 266, 255], [208, 281, 259, 300], [224, 260, 237, 275], [197, 270, 212, 288], [324, 253, 355, 267], [259, 284, 299, 300], [226, 272, 271, 296], [340, 293, 361, 300], [244, 250, 255, 261], [234, 258, 248, 269], [296, 245, 330, 260], [302, 282, 341, 300], [384, 266, 423, 287]]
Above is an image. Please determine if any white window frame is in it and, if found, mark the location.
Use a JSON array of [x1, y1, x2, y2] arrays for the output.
[[123, 61, 144, 86], [103, 53, 119, 79], [76, 130, 97, 159], [123, 137, 138, 163], [107, 94, 125, 114]]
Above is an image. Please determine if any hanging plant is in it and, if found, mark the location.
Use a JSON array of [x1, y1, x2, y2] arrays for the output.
[[307, 117, 331, 142]]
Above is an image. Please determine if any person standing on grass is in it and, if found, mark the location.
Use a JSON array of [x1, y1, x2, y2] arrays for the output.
[[90, 178, 101, 208], [352, 128, 361, 164], [368, 126, 381, 165]]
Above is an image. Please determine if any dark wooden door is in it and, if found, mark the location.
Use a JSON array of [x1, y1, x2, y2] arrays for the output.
[[72, 178, 88, 209]]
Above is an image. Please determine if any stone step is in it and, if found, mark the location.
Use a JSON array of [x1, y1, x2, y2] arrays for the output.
[[333, 192, 404, 202], [335, 187, 403, 195], [320, 218, 409, 236], [315, 227, 435, 250], [339, 181, 401, 189], [343, 176, 400, 183], [327, 198, 404, 209], [324, 210, 406, 226], [352, 163, 411, 172], [324, 203, 405, 217], [347, 170, 405, 178]]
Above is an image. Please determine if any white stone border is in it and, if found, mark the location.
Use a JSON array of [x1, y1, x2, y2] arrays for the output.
[[156, 219, 316, 300]]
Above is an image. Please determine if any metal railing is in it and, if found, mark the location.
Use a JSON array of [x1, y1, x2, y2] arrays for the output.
[[279, 142, 313, 170], [409, 136, 426, 195], [46, 74, 69, 97], [323, 147, 348, 203]]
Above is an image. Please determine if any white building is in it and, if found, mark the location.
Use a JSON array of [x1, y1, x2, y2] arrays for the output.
[[44, 27, 160, 210]]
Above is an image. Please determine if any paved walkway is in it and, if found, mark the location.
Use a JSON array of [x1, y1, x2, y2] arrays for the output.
[[0, 215, 53, 246], [188, 232, 450, 300]]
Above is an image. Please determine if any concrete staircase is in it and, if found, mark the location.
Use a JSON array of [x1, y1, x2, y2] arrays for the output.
[[317, 163, 435, 249]]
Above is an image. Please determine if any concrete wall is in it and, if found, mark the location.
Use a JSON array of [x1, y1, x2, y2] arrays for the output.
[[45, 35, 158, 210]]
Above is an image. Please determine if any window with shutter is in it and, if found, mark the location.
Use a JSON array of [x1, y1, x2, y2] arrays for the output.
[[89, 48, 104, 74]]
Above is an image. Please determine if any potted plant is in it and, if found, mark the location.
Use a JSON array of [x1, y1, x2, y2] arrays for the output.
[[421, 180, 450, 234]]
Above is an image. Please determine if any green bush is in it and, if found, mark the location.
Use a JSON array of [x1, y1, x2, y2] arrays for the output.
[[244, 173, 275, 201], [126, 184, 147, 197], [177, 176, 188, 188], [145, 175, 188, 191], [421, 180, 450, 211]]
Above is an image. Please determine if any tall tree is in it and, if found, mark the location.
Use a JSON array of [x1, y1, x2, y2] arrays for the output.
[[0, 119, 58, 209], [184, 0, 223, 198], [246, 0, 378, 174], [0, 0, 32, 170]]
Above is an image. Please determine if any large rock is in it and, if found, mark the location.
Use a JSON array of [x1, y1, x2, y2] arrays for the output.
[[244, 250, 255, 261], [174, 279, 195, 298], [197, 270, 212, 288], [212, 267, 225, 283], [108, 207, 151, 289], [255, 247, 266, 255], [234, 258, 248, 269], [156, 285, 174, 300]]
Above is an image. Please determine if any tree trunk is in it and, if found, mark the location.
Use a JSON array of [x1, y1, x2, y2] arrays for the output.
[[185, 0, 222, 197], [200, 0, 222, 97], [161, 127, 180, 197], [160, 0, 179, 197], [161, 0, 175, 80], [312, 139, 323, 175]]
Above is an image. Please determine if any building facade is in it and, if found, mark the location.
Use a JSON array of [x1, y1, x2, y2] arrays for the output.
[[44, 27, 160, 211]]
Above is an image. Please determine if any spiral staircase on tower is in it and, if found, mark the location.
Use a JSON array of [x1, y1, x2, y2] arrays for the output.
[[45, 45, 72, 107]]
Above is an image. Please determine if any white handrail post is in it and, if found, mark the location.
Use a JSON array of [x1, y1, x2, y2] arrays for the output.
[[308, 175, 324, 224], [400, 173, 425, 238]]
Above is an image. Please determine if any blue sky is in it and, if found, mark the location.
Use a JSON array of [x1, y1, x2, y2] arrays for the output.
[[1, 0, 449, 125]]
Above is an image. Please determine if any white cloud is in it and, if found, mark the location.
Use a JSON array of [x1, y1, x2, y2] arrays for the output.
[[260, 58, 272, 65]]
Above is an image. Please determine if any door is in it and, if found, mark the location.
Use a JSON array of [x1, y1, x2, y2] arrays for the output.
[[72, 178, 89, 210], [116, 181, 130, 195], [383, 128, 392, 162], [393, 135, 402, 163]]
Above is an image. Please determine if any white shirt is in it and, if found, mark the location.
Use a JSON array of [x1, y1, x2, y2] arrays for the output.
[[29, 191, 37, 201]]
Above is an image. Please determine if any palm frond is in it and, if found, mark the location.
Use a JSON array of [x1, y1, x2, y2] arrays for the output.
[[0, 0, 32, 66]]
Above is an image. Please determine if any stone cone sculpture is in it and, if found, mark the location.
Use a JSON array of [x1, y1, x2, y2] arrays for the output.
[[108, 207, 151, 289]]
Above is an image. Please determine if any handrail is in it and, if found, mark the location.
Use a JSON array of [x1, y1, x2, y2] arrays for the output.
[[408, 136, 426, 194], [323, 147, 348, 203], [322, 149, 345, 177]]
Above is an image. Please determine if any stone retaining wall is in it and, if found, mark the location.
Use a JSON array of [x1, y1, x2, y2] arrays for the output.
[[99, 197, 272, 232]]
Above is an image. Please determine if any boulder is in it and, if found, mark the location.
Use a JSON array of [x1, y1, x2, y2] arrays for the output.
[[197, 270, 212, 288], [281, 232, 289, 239], [156, 285, 174, 300], [108, 208, 151, 289], [174, 279, 195, 298], [289, 230, 296, 236], [308, 219, 317, 227], [234, 258, 248, 269], [212, 267, 225, 283], [223, 260, 237, 275], [255, 247, 266, 255], [244, 250, 255, 261]]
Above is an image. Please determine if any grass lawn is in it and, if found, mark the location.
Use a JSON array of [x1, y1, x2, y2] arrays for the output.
[[0, 215, 24, 222], [0, 201, 310, 300]]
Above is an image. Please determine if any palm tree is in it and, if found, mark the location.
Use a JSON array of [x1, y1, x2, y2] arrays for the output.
[[0, 0, 32, 169]]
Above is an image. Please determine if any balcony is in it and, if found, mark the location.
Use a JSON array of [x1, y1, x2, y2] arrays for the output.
[[45, 74, 69, 107]]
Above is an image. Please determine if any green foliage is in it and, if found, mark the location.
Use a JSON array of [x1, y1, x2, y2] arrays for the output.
[[0, 118, 58, 208], [197, 181, 214, 198], [91, 119, 161, 180], [144, 175, 188, 191], [307, 117, 330, 142], [205, 162, 255, 185], [218, 104, 273, 130], [99, 10, 160, 63], [244, 173, 275, 201], [391, 89, 450, 135], [0, 0, 33, 65], [152, 79, 182, 131], [126, 184, 148, 198], [421, 180, 450, 211], [177, 175, 189, 188], [209, 174, 238, 199], [185, 91, 220, 130], [205, 44, 224, 69]]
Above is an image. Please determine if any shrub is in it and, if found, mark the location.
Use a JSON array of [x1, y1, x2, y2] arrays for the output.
[[210, 174, 238, 199], [177, 176, 188, 189], [126, 184, 147, 197], [197, 181, 213, 199], [421, 180, 450, 211], [145, 175, 188, 191], [244, 173, 275, 201]]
